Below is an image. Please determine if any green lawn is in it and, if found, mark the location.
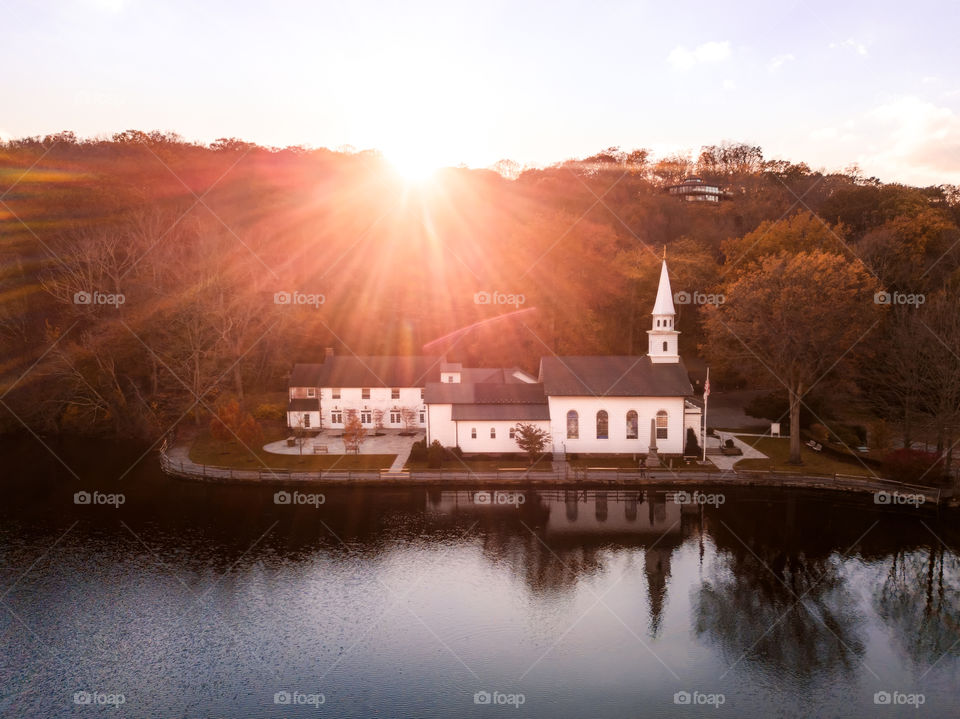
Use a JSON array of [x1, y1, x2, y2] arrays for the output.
[[404, 458, 553, 472], [189, 432, 395, 471], [733, 436, 875, 477]]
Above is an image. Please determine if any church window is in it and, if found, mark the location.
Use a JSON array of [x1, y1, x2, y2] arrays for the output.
[[567, 410, 579, 439], [656, 410, 668, 439], [596, 410, 608, 439], [626, 410, 638, 439]]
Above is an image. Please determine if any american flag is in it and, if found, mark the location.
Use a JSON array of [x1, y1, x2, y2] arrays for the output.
[[703, 370, 710, 399]]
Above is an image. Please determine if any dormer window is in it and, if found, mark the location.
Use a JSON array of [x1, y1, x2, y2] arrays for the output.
[[307, 387, 316, 398]]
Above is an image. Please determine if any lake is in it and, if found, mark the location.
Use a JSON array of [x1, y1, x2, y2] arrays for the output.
[[1, 436, 957, 718]]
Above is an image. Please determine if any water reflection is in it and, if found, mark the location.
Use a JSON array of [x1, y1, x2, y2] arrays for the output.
[[426, 489, 688, 636], [4, 434, 960, 718]]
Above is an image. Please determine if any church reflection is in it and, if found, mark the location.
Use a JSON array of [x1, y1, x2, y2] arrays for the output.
[[425, 489, 694, 635]]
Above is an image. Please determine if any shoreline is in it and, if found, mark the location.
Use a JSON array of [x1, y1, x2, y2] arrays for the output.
[[159, 446, 954, 509]]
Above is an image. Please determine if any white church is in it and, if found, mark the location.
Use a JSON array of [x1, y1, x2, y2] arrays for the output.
[[286, 260, 702, 457]]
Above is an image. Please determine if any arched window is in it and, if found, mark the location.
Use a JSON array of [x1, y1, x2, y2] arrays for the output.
[[626, 410, 638, 439], [656, 410, 668, 439], [566, 410, 579, 439], [596, 410, 608, 439]]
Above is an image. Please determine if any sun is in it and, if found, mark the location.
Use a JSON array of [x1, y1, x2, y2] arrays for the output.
[[384, 147, 444, 182]]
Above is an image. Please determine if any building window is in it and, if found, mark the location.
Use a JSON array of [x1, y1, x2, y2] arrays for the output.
[[303, 414, 311, 428], [307, 387, 316, 398], [656, 410, 668, 439], [626, 410, 638, 439], [420, 389, 425, 400], [362, 388, 370, 399], [509, 427, 516, 439], [567, 410, 579, 439], [419, 410, 425, 424], [332, 388, 340, 399], [331, 411, 343, 424], [662, 341, 668, 352], [390, 411, 401, 424], [490, 428, 496, 439], [596, 410, 608, 439], [471, 428, 477, 439], [391, 388, 400, 400], [360, 410, 372, 424]]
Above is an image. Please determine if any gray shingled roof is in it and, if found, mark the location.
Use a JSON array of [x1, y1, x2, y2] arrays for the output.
[[451, 404, 551, 420], [289, 363, 324, 387], [288, 398, 320, 411], [539, 356, 693, 397], [426, 382, 547, 405], [316, 355, 441, 388]]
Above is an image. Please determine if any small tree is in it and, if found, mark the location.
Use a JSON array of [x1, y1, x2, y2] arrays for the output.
[[211, 399, 264, 451], [514, 423, 550, 464], [373, 409, 385, 435], [210, 399, 243, 442], [342, 409, 367, 454], [401, 406, 418, 433]]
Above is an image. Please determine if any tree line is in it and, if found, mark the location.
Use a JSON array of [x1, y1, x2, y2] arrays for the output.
[[1, 132, 959, 473]]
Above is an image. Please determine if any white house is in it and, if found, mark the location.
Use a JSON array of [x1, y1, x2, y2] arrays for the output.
[[287, 353, 440, 431]]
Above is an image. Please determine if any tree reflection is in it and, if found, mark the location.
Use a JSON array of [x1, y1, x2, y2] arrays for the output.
[[692, 498, 867, 681], [875, 545, 960, 666]]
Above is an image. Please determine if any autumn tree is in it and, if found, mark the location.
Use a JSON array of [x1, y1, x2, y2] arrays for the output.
[[342, 409, 367, 453], [513, 422, 550, 464], [703, 250, 881, 464]]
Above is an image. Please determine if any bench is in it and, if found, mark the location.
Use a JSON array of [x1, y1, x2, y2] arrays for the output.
[[286, 437, 297, 447], [313, 444, 328, 454]]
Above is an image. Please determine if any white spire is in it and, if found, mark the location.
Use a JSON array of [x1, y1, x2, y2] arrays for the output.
[[647, 258, 679, 363], [652, 260, 675, 316]]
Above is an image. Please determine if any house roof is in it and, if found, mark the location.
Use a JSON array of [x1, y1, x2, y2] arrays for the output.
[[289, 363, 324, 387], [316, 355, 441, 388], [451, 404, 552, 421], [426, 381, 548, 405], [288, 398, 320, 412], [539, 356, 693, 397]]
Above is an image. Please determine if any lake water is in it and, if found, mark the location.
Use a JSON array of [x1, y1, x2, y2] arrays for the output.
[[1, 436, 958, 718]]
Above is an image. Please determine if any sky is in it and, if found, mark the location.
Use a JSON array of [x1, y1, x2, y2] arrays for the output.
[[3, 0, 960, 185]]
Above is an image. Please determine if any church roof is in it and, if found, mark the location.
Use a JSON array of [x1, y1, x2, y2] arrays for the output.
[[425, 381, 548, 405], [539, 356, 693, 397], [652, 260, 676, 316]]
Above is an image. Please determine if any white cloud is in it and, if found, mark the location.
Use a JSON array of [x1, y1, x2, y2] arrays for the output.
[[829, 38, 868, 56], [667, 41, 731, 70], [767, 53, 795, 73], [858, 96, 960, 184]]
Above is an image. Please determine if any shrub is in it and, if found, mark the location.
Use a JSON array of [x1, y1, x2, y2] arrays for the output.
[[427, 440, 445, 468], [409, 438, 428, 462], [724, 438, 735, 448], [684, 427, 701, 456], [809, 423, 830, 443], [830, 424, 861, 448], [253, 403, 286, 421], [883, 448, 944, 485]]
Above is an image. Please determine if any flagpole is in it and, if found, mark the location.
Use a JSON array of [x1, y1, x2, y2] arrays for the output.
[[702, 367, 710, 463]]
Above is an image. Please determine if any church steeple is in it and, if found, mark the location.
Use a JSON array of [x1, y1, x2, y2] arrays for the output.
[[647, 259, 680, 363]]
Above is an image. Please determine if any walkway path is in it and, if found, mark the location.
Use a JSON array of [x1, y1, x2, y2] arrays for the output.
[[706, 432, 769, 471]]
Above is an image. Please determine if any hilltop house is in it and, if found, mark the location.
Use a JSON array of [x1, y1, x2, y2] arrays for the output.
[[287, 259, 702, 456]]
